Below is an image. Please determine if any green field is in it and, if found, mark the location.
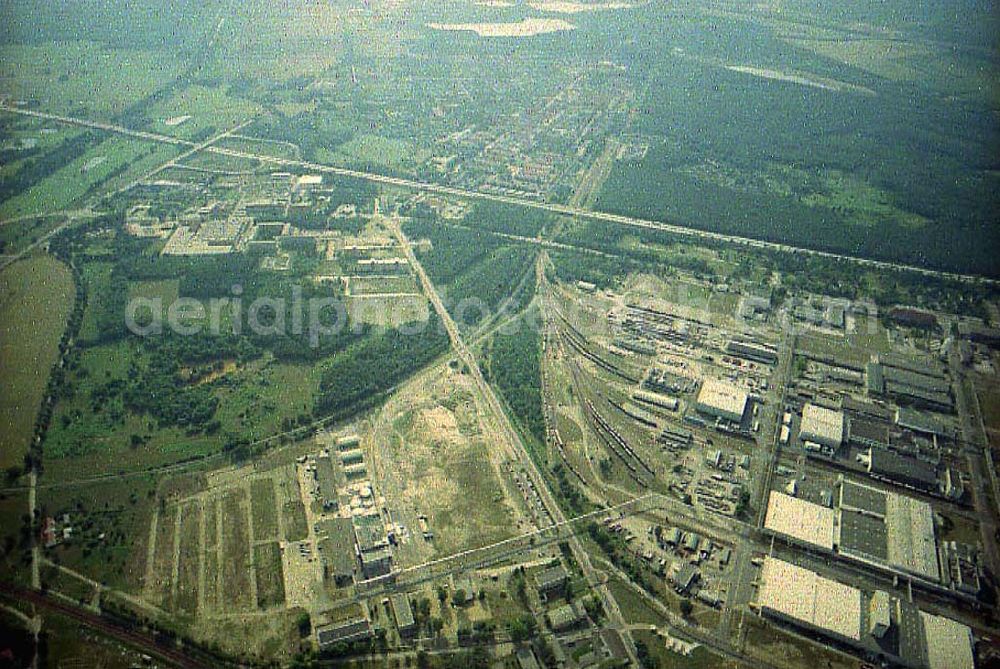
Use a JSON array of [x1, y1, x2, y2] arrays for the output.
[[0, 215, 67, 254], [35, 470, 159, 591], [146, 85, 264, 140], [0, 254, 74, 470], [253, 542, 286, 609], [0, 135, 180, 220], [632, 630, 725, 669], [318, 133, 430, 174], [77, 261, 114, 343], [221, 490, 254, 610], [0, 41, 184, 117], [250, 478, 280, 542], [42, 344, 324, 474]]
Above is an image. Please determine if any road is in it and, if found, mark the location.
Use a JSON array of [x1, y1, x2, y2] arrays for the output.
[[2, 102, 997, 286], [949, 346, 1000, 581], [0, 209, 99, 271], [388, 214, 640, 665]]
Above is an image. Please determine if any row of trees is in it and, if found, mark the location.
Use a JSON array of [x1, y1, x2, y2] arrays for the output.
[[315, 313, 450, 418]]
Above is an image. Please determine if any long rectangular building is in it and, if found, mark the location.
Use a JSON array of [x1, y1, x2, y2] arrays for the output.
[[756, 558, 862, 642], [765, 482, 941, 583], [754, 558, 973, 669]]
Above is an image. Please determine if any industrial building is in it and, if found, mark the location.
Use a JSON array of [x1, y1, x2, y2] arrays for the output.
[[838, 480, 940, 582], [316, 617, 373, 649], [535, 564, 569, 601], [765, 482, 941, 584], [866, 356, 954, 412], [800, 403, 845, 449], [754, 558, 973, 669], [390, 594, 416, 637], [895, 407, 953, 440], [958, 321, 1000, 348], [696, 379, 749, 423], [317, 518, 357, 587], [353, 513, 392, 579], [547, 602, 586, 631], [755, 557, 862, 642], [866, 448, 939, 495], [633, 389, 678, 411], [764, 491, 836, 551], [725, 339, 778, 364]]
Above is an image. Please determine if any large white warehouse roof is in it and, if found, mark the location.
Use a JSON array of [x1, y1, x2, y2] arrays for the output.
[[800, 403, 845, 447], [764, 491, 836, 551], [756, 557, 862, 641], [696, 378, 749, 421]]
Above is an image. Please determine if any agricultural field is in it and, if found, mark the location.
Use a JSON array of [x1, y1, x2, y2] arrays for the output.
[[145, 85, 264, 140], [0, 135, 180, 220], [205, 0, 359, 81], [112, 459, 310, 656], [0, 41, 184, 117], [0, 254, 74, 470], [347, 275, 421, 296]]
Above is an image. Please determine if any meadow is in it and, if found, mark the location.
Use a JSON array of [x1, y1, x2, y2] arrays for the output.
[[0, 254, 74, 470]]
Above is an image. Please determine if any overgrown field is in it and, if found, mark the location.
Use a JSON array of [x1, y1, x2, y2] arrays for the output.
[[0, 254, 74, 470]]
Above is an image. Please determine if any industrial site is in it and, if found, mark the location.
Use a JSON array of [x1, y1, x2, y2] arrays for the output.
[[2, 1, 999, 668]]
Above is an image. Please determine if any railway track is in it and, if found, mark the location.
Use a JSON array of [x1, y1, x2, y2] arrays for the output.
[[0, 583, 211, 669]]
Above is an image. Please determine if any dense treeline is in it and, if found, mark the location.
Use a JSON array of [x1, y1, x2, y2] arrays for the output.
[[405, 218, 535, 327], [124, 332, 259, 433], [446, 245, 535, 328], [0, 131, 95, 204], [590, 6, 1000, 276], [464, 201, 554, 239], [314, 313, 450, 418], [483, 316, 545, 447], [405, 219, 504, 285], [253, 113, 354, 163], [558, 222, 711, 274]]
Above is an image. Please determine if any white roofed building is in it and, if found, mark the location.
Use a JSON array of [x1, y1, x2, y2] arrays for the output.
[[696, 379, 749, 423], [800, 403, 845, 448], [764, 491, 836, 551], [755, 557, 862, 642]]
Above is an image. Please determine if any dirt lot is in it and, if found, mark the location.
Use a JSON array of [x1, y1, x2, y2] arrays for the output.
[[365, 363, 526, 566]]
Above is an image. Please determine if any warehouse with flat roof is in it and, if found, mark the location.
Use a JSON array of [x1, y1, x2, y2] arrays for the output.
[[919, 611, 975, 669], [754, 558, 974, 669], [390, 593, 416, 636], [885, 493, 939, 581], [764, 482, 941, 583], [800, 403, 845, 448], [764, 491, 836, 551], [837, 481, 940, 583], [867, 448, 939, 494], [755, 558, 863, 641], [696, 379, 749, 423]]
